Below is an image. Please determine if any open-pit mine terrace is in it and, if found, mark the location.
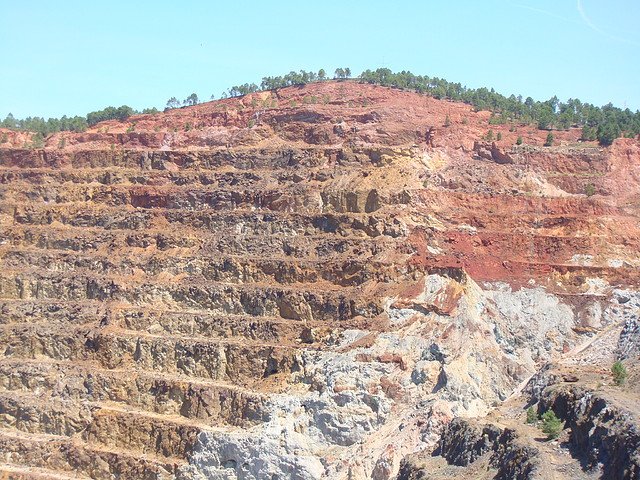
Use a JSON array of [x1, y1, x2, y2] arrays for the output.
[[0, 82, 639, 480]]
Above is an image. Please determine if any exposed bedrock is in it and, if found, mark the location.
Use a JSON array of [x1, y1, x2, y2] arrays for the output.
[[397, 419, 539, 480], [397, 297, 640, 480], [1, 86, 639, 480]]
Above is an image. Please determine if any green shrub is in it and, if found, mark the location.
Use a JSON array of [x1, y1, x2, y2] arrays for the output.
[[516, 136, 523, 145], [540, 410, 562, 440], [489, 114, 506, 125], [462, 118, 468, 125], [248, 119, 255, 128], [444, 115, 451, 127], [1, 132, 8, 143], [612, 361, 627, 385], [585, 183, 595, 197], [497, 132, 502, 141], [31, 133, 45, 148], [525, 406, 538, 424], [486, 129, 494, 142]]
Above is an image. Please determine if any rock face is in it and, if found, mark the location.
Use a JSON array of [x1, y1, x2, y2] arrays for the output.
[[0, 81, 639, 479], [397, 419, 540, 480], [398, 312, 640, 480]]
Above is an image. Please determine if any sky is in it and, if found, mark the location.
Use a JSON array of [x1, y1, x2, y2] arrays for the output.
[[1, 0, 639, 119]]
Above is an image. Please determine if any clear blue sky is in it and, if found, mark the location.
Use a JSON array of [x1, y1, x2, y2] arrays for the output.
[[1, 0, 639, 119]]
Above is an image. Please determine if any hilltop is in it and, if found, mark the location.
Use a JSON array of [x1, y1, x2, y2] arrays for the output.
[[37, 81, 587, 151], [5, 67, 639, 148]]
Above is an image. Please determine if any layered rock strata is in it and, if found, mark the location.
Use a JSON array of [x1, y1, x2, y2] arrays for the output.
[[0, 82, 639, 479]]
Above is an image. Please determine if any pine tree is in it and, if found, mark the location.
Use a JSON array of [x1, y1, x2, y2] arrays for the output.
[[526, 406, 538, 424], [166, 97, 181, 110], [184, 93, 199, 106], [544, 131, 554, 146], [541, 410, 562, 440], [612, 361, 627, 385], [581, 125, 596, 141], [597, 122, 620, 146]]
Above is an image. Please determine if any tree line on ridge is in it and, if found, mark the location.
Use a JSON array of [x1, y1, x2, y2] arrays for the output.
[[2, 67, 637, 147]]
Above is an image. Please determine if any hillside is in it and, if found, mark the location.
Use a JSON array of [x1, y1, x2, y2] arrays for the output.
[[0, 81, 639, 480], [44, 81, 586, 151]]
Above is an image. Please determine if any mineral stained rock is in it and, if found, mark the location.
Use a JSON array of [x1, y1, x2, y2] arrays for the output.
[[0, 81, 639, 480]]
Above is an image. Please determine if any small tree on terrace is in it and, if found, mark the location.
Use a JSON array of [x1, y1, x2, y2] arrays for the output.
[[318, 69, 326, 80], [334, 68, 345, 79], [525, 406, 538, 424], [540, 410, 563, 440], [612, 361, 627, 385], [486, 129, 494, 142], [544, 131, 555, 146], [585, 183, 596, 197]]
